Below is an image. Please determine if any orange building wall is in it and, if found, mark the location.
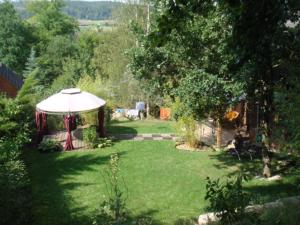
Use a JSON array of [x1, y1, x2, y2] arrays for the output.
[[0, 75, 18, 98]]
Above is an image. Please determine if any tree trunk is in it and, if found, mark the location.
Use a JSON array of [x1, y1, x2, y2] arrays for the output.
[[261, 47, 275, 178], [216, 119, 222, 148]]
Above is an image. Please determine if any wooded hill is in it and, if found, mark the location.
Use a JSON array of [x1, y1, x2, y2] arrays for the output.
[[13, 1, 122, 20]]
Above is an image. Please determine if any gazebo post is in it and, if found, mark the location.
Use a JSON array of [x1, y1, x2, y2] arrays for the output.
[[35, 111, 42, 143], [98, 107, 105, 137], [64, 114, 74, 150], [42, 112, 48, 135]]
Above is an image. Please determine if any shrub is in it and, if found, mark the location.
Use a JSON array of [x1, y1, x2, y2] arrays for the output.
[[38, 139, 62, 153], [83, 126, 113, 149], [0, 139, 32, 225], [93, 153, 128, 225], [175, 115, 199, 148], [83, 126, 98, 148], [97, 138, 113, 148], [205, 175, 251, 225]]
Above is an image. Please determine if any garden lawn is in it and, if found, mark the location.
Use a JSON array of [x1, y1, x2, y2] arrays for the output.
[[26, 141, 300, 225], [107, 119, 175, 134]]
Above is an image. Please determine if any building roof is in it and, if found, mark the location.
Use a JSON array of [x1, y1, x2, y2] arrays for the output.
[[0, 63, 23, 90]]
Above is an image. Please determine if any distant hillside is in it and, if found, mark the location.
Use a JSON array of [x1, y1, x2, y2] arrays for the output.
[[13, 1, 123, 20]]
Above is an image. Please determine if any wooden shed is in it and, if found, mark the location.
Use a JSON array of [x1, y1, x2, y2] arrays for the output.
[[0, 63, 23, 98]]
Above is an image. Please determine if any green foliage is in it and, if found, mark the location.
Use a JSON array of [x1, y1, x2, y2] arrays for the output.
[[205, 175, 251, 225], [273, 72, 300, 151], [0, 96, 33, 142], [133, 0, 300, 154], [0, 140, 32, 225], [23, 48, 37, 78], [130, 1, 244, 122], [220, 0, 300, 143], [0, 96, 33, 225], [177, 70, 243, 120], [97, 138, 113, 148], [49, 58, 78, 94], [0, 1, 32, 73], [83, 126, 98, 148], [93, 153, 128, 225], [38, 139, 62, 153], [14, 1, 121, 20], [27, 0, 78, 46], [175, 115, 198, 148], [83, 126, 113, 149], [17, 68, 41, 104], [36, 35, 77, 86]]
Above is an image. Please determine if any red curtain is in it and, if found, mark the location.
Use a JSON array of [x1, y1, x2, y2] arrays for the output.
[[36, 111, 48, 143], [64, 115, 74, 150], [98, 107, 105, 137]]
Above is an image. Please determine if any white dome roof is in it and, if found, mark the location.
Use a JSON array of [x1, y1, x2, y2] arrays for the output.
[[36, 88, 106, 114]]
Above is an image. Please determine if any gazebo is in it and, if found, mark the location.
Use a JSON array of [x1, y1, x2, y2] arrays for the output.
[[35, 88, 106, 150]]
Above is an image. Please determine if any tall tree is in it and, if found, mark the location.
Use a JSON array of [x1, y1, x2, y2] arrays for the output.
[[23, 48, 37, 78], [220, 0, 300, 176], [0, 1, 32, 73], [130, 0, 243, 146], [138, 0, 300, 176], [27, 0, 78, 50]]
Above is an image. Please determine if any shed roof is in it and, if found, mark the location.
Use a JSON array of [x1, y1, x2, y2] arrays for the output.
[[0, 63, 23, 90]]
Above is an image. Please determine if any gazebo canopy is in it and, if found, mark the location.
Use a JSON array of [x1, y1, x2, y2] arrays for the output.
[[36, 88, 106, 114]]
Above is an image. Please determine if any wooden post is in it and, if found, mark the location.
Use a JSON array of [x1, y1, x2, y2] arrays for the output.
[[216, 119, 222, 148]]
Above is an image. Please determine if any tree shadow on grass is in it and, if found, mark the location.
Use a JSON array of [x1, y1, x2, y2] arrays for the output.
[[25, 151, 126, 225], [209, 151, 300, 204], [107, 125, 138, 136], [26, 149, 199, 225], [244, 177, 300, 204]]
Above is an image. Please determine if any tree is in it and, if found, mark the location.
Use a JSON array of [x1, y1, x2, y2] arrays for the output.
[[130, 1, 244, 146], [220, 0, 300, 176], [23, 48, 37, 78], [0, 1, 32, 73], [140, 0, 300, 176], [36, 35, 77, 87], [27, 0, 78, 49]]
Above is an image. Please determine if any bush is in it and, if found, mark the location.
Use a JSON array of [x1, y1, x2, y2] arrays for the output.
[[83, 126, 98, 148], [38, 139, 62, 153], [175, 115, 199, 148], [93, 153, 128, 225], [0, 139, 32, 225], [205, 175, 251, 225], [97, 138, 113, 148], [83, 126, 113, 149]]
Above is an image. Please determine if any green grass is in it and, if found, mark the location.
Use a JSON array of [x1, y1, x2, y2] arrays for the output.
[[26, 141, 300, 225], [107, 119, 175, 135]]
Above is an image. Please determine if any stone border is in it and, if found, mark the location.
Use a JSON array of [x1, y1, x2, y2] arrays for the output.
[[109, 133, 177, 141]]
